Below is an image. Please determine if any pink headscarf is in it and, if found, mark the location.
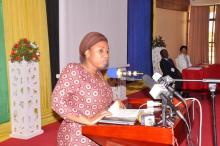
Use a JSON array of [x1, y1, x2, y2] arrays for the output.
[[79, 32, 108, 62]]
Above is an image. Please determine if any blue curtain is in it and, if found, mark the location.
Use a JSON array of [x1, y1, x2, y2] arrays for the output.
[[128, 0, 153, 75]]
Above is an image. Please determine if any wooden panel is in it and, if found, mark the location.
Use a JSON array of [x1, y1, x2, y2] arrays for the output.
[[82, 125, 174, 146], [156, 0, 190, 11]]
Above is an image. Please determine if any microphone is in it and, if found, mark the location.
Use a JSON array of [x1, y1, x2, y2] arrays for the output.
[[142, 74, 156, 89], [107, 68, 144, 79], [142, 74, 186, 121], [152, 72, 186, 104], [143, 74, 168, 99], [152, 72, 174, 86], [143, 74, 191, 136]]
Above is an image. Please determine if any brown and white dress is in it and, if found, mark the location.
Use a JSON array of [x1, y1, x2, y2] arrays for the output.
[[52, 63, 113, 146]]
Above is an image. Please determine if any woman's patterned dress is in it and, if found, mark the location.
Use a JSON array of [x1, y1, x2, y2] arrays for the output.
[[52, 63, 113, 146]]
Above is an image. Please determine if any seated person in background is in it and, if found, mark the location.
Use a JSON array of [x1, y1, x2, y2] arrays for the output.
[[175, 45, 192, 72], [160, 49, 182, 92]]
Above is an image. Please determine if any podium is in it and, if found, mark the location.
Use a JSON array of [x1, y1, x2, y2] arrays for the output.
[[82, 116, 187, 146], [83, 125, 171, 146], [82, 98, 189, 146]]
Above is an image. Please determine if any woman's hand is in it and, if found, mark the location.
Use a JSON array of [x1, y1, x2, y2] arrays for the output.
[[118, 101, 126, 109], [65, 110, 112, 126], [89, 110, 112, 125]]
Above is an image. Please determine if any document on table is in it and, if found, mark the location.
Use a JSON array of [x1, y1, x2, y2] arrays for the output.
[[186, 66, 202, 70], [99, 101, 161, 125], [99, 109, 140, 125], [99, 101, 140, 125]]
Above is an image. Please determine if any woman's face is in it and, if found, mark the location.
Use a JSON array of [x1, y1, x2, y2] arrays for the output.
[[85, 41, 109, 70]]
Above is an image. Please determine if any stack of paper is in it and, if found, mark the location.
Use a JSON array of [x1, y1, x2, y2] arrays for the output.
[[99, 101, 140, 125], [99, 101, 161, 125], [99, 109, 140, 125]]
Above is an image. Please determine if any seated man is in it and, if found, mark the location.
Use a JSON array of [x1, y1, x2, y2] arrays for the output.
[[160, 49, 182, 92], [175, 45, 192, 72]]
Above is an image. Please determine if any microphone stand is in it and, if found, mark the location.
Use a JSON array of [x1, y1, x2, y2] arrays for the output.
[[158, 96, 174, 127], [174, 78, 219, 146], [161, 96, 168, 126], [159, 93, 190, 132], [157, 91, 177, 128], [209, 83, 217, 146]]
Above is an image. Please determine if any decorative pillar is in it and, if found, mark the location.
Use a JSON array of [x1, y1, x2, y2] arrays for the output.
[[9, 61, 43, 139]]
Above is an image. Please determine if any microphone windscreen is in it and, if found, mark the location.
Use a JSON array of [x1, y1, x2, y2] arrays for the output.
[[152, 72, 162, 82], [106, 68, 118, 78], [142, 74, 156, 89]]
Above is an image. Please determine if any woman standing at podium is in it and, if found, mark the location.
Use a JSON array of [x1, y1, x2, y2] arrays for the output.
[[52, 32, 113, 146]]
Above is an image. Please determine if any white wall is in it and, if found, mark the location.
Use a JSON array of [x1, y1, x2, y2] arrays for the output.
[[156, 8, 187, 60], [59, 0, 127, 71]]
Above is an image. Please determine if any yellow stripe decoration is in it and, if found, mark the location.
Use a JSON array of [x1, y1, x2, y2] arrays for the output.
[[1, 0, 55, 141]]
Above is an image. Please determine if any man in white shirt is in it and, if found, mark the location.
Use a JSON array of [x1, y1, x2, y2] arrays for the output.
[[175, 45, 192, 72]]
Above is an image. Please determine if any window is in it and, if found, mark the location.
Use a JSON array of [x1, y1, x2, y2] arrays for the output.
[[209, 6, 216, 64]]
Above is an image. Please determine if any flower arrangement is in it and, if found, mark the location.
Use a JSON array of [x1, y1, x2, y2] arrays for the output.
[[152, 36, 166, 48], [10, 38, 40, 62]]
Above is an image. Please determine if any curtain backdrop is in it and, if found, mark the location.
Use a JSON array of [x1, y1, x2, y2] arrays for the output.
[[153, 0, 157, 38], [46, 0, 59, 89], [214, 5, 220, 64], [59, 0, 127, 71], [0, 0, 9, 123], [188, 6, 209, 65], [2, 0, 52, 122], [128, 0, 153, 75]]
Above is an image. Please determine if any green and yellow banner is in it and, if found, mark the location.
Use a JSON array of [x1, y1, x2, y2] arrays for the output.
[[0, 0, 9, 123]]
